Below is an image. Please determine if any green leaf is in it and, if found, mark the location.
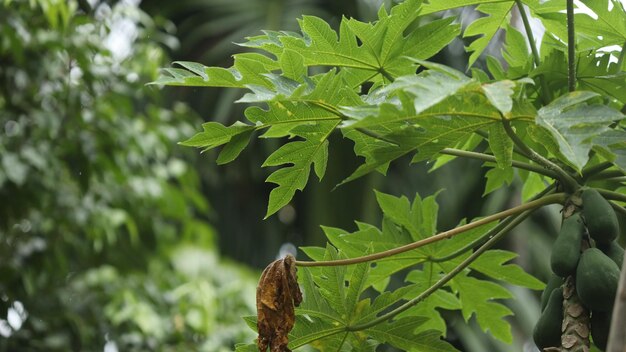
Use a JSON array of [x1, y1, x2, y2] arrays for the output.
[[263, 139, 330, 218], [345, 261, 370, 317], [216, 129, 254, 165], [422, 0, 509, 15], [288, 316, 345, 349], [403, 269, 462, 334], [535, 91, 625, 171], [366, 317, 457, 352], [152, 54, 277, 88], [469, 250, 545, 289], [445, 268, 514, 343], [481, 80, 515, 116], [298, 268, 341, 322], [463, 3, 515, 68], [488, 123, 513, 168], [593, 129, 626, 172], [575, 0, 626, 47], [502, 24, 531, 71], [483, 166, 514, 196], [179, 121, 254, 149], [280, 49, 306, 81], [242, 0, 458, 83]]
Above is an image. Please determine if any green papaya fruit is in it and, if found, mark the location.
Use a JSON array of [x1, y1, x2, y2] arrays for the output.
[[576, 248, 620, 312], [591, 310, 611, 351], [598, 241, 624, 269], [582, 188, 620, 244], [541, 274, 563, 311], [533, 287, 563, 350], [551, 213, 584, 276]]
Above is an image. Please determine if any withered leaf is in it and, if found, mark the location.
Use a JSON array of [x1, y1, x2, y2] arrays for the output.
[[256, 254, 303, 352]]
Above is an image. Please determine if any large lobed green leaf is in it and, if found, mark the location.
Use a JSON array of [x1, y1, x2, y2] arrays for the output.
[[534, 91, 625, 172], [292, 190, 546, 348]]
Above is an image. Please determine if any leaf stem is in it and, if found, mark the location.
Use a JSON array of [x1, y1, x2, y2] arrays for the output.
[[587, 169, 626, 181], [439, 148, 558, 179], [501, 119, 579, 192], [345, 208, 534, 331], [582, 161, 615, 180], [515, 0, 552, 103], [603, 176, 626, 184], [295, 193, 566, 267], [597, 189, 626, 203], [429, 183, 555, 263], [566, 0, 576, 92]]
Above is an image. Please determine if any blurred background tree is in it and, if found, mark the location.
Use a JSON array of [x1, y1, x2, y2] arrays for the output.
[[0, 0, 588, 351], [0, 0, 256, 350]]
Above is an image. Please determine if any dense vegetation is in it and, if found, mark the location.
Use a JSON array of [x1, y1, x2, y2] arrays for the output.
[[0, 1, 255, 350], [157, 0, 626, 350]]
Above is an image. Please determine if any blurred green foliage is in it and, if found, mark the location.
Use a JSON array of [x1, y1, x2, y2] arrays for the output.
[[0, 0, 255, 350]]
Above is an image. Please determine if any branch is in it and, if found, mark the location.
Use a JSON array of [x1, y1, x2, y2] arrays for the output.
[[439, 148, 558, 179], [295, 193, 566, 267], [501, 119, 579, 192], [345, 208, 534, 331], [567, 0, 576, 92], [430, 183, 556, 263], [515, 0, 552, 103]]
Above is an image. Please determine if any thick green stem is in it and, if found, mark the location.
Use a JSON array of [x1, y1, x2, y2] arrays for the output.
[[582, 161, 615, 180], [440, 148, 558, 179], [603, 176, 626, 184], [587, 169, 626, 181], [501, 119, 579, 192], [295, 193, 566, 267], [346, 209, 534, 331], [567, 0, 576, 92], [597, 189, 626, 203], [515, 0, 552, 103]]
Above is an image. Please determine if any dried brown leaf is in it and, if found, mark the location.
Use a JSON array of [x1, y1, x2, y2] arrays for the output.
[[256, 254, 302, 352]]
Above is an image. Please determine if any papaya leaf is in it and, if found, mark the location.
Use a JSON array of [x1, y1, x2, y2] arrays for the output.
[[464, 2, 516, 68], [402, 269, 462, 334], [575, 0, 626, 48], [428, 259, 515, 344], [152, 54, 277, 88], [483, 166, 514, 196], [366, 317, 457, 352], [592, 129, 626, 172], [263, 138, 331, 218], [488, 123, 514, 169], [179, 121, 254, 149], [469, 250, 545, 289], [535, 91, 625, 171], [241, 0, 458, 84], [502, 24, 532, 74]]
